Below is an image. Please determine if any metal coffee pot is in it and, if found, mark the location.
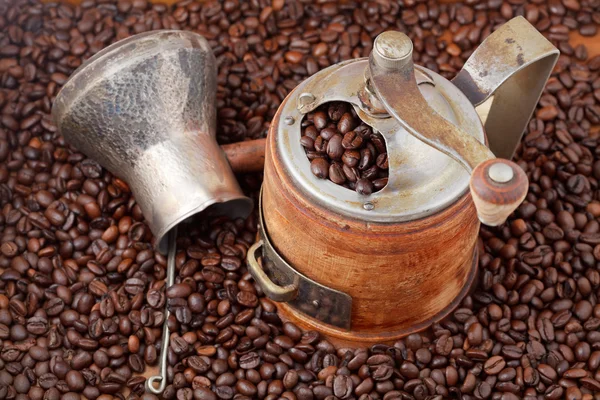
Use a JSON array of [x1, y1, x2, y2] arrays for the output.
[[247, 17, 559, 345], [52, 31, 254, 255]]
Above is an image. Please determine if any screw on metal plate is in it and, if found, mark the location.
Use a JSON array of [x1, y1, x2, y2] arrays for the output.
[[488, 163, 514, 183], [284, 116, 295, 125], [363, 202, 374, 211], [297, 93, 316, 110]]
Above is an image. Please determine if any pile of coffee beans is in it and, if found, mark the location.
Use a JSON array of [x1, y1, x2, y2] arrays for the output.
[[301, 102, 388, 194], [1, 0, 600, 400]]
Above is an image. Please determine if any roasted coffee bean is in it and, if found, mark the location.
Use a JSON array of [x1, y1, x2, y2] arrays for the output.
[[310, 158, 329, 179], [342, 164, 360, 183], [214, 386, 233, 399], [65, 371, 85, 392], [337, 113, 356, 134], [376, 153, 388, 169], [327, 134, 344, 160], [342, 131, 364, 150], [435, 335, 453, 356], [329, 163, 346, 184], [166, 283, 192, 299], [0, 2, 599, 399], [239, 352, 260, 369], [342, 149, 360, 168], [356, 179, 373, 195], [236, 291, 258, 308], [124, 278, 145, 295], [483, 356, 506, 375], [187, 356, 210, 374], [38, 374, 58, 390], [333, 375, 354, 399], [193, 387, 217, 400], [313, 112, 328, 130], [302, 102, 387, 192]]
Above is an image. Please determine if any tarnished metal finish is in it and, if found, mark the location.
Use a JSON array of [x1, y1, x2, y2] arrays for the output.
[[359, 68, 435, 118], [52, 30, 253, 254], [247, 241, 299, 302], [369, 32, 495, 172], [247, 195, 353, 330], [452, 16, 559, 159], [276, 58, 485, 222], [372, 31, 413, 70], [357, 83, 389, 117], [296, 59, 360, 115]]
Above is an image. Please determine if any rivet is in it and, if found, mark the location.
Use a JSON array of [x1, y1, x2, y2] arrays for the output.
[[363, 202, 374, 211], [284, 116, 295, 125], [312, 300, 320, 307], [298, 92, 315, 109], [488, 163, 514, 184]]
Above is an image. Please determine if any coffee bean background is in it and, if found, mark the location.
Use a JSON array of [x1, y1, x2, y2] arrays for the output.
[[1, 1, 600, 400]]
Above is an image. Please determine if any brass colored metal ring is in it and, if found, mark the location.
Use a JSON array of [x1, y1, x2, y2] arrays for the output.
[[247, 241, 299, 302]]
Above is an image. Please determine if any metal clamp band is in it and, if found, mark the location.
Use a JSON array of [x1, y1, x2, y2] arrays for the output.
[[452, 16, 559, 160], [246, 191, 353, 330]]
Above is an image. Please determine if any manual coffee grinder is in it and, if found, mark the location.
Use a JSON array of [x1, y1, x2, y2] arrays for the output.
[[247, 16, 559, 346]]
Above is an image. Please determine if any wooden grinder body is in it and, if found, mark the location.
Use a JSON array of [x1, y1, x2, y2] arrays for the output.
[[261, 111, 481, 346]]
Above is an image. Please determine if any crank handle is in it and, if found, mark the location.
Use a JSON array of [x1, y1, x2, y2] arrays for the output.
[[368, 32, 528, 227]]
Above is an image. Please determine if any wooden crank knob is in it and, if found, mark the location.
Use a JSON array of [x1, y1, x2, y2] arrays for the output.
[[469, 159, 528, 226]]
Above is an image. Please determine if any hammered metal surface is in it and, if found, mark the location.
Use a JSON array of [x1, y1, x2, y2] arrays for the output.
[[53, 30, 252, 253]]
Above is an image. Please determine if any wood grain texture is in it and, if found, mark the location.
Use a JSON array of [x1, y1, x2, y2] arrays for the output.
[[260, 110, 480, 344], [222, 138, 266, 173], [470, 159, 528, 226]]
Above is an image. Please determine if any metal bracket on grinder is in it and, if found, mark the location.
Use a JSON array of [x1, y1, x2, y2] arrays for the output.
[[247, 191, 353, 330]]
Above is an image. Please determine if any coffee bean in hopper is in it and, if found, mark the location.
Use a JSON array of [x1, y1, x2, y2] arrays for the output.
[[1, 0, 600, 400], [302, 102, 389, 193]]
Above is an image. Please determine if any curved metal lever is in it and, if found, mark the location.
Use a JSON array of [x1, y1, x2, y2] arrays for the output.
[[452, 16, 559, 159], [368, 31, 494, 172], [368, 31, 528, 226]]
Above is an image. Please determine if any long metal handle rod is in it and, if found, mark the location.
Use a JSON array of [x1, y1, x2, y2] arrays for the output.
[[145, 226, 177, 395]]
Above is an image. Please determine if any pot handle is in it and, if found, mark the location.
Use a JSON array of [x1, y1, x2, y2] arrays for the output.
[[247, 241, 299, 302], [452, 16, 559, 160]]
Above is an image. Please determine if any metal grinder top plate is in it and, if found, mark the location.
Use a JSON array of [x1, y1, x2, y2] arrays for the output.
[[274, 58, 486, 223]]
